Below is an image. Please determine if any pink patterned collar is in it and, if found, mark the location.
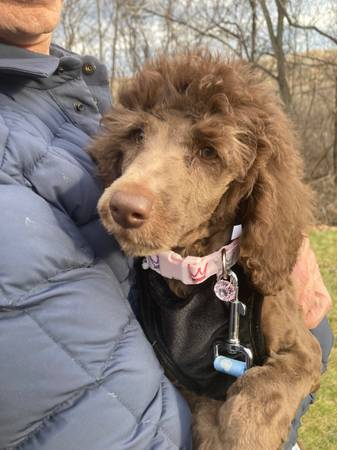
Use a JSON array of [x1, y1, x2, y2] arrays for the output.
[[142, 225, 242, 285]]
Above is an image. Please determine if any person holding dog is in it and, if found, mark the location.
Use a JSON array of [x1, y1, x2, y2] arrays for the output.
[[0, 1, 333, 449], [0, 1, 192, 449]]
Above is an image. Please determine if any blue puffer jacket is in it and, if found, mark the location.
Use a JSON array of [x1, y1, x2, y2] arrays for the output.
[[0, 43, 192, 450]]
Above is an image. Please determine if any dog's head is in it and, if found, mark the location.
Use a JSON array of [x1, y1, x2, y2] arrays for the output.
[[90, 51, 312, 294]]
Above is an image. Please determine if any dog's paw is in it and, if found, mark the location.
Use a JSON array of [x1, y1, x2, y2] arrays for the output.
[[217, 379, 289, 450]]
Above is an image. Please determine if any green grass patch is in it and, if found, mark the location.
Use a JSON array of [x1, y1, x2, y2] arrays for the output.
[[299, 229, 337, 450]]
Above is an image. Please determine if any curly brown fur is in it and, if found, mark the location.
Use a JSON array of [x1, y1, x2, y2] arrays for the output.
[[89, 50, 322, 449]]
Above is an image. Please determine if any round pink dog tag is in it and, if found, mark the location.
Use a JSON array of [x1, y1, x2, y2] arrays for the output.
[[214, 279, 237, 302]]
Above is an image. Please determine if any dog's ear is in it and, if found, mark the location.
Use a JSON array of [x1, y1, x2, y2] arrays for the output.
[[88, 106, 141, 187], [230, 100, 313, 295], [87, 109, 122, 186]]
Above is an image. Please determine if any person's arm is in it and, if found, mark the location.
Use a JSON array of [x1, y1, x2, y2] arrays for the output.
[[0, 119, 191, 450], [283, 238, 335, 449]]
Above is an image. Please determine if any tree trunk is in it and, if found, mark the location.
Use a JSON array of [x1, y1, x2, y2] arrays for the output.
[[95, 0, 104, 62], [333, 76, 337, 183], [111, 0, 121, 86], [258, 0, 292, 111], [249, 0, 257, 62]]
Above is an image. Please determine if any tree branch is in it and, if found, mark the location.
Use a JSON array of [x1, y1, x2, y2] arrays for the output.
[[276, 0, 337, 45], [143, 7, 230, 46]]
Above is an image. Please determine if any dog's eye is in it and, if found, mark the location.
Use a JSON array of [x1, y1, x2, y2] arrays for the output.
[[128, 128, 145, 145], [198, 147, 218, 160]]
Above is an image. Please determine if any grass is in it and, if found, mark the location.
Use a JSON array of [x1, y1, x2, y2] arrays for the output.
[[299, 229, 337, 449]]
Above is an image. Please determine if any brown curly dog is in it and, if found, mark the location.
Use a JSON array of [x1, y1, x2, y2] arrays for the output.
[[89, 51, 322, 450]]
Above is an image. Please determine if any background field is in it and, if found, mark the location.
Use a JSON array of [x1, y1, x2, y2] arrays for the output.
[[299, 229, 337, 449]]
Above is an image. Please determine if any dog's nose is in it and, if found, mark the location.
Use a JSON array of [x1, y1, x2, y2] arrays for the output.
[[109, 191, 153, 229]]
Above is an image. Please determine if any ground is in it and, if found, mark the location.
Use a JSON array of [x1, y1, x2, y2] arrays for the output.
[[299, 228, 337, 449]]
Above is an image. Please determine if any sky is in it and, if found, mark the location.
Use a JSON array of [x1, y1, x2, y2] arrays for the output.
[[54, 0, 337, 75]]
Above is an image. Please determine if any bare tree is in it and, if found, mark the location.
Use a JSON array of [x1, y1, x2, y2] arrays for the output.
[[60, 0, 88, 51], [258, 0, 292, 108], [55, 0, 337, 221]]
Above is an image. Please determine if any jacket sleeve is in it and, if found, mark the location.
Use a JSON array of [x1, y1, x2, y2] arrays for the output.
[[0, 126, 191, 450]]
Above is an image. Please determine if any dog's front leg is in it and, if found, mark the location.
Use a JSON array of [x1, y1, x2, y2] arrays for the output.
[[214, 290, 320, 450], [193, 288, 322, 450]]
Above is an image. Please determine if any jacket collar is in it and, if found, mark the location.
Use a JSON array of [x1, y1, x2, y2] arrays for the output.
[[0, 43, 60, 78]]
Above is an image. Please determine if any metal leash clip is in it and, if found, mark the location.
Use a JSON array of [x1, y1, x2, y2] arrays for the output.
[[213, 269, 253, 377]]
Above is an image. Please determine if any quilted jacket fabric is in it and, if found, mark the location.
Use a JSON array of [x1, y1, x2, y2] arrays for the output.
[[0, 43, 192, 450]]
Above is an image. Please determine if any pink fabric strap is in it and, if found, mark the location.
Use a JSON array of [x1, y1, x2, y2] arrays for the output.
[[144, 238, 240, 285], [291, 236, 332, 329]]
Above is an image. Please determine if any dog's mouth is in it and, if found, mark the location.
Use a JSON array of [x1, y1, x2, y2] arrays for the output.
[[98, 178, 222, 258], [100, 204, 220, 259], [98, 190, 181, 256], [108, 226, 176, 257], [113, 227, 171, 257]]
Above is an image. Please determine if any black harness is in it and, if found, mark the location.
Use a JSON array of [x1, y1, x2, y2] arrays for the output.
[[138, 262, 267, 400]]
